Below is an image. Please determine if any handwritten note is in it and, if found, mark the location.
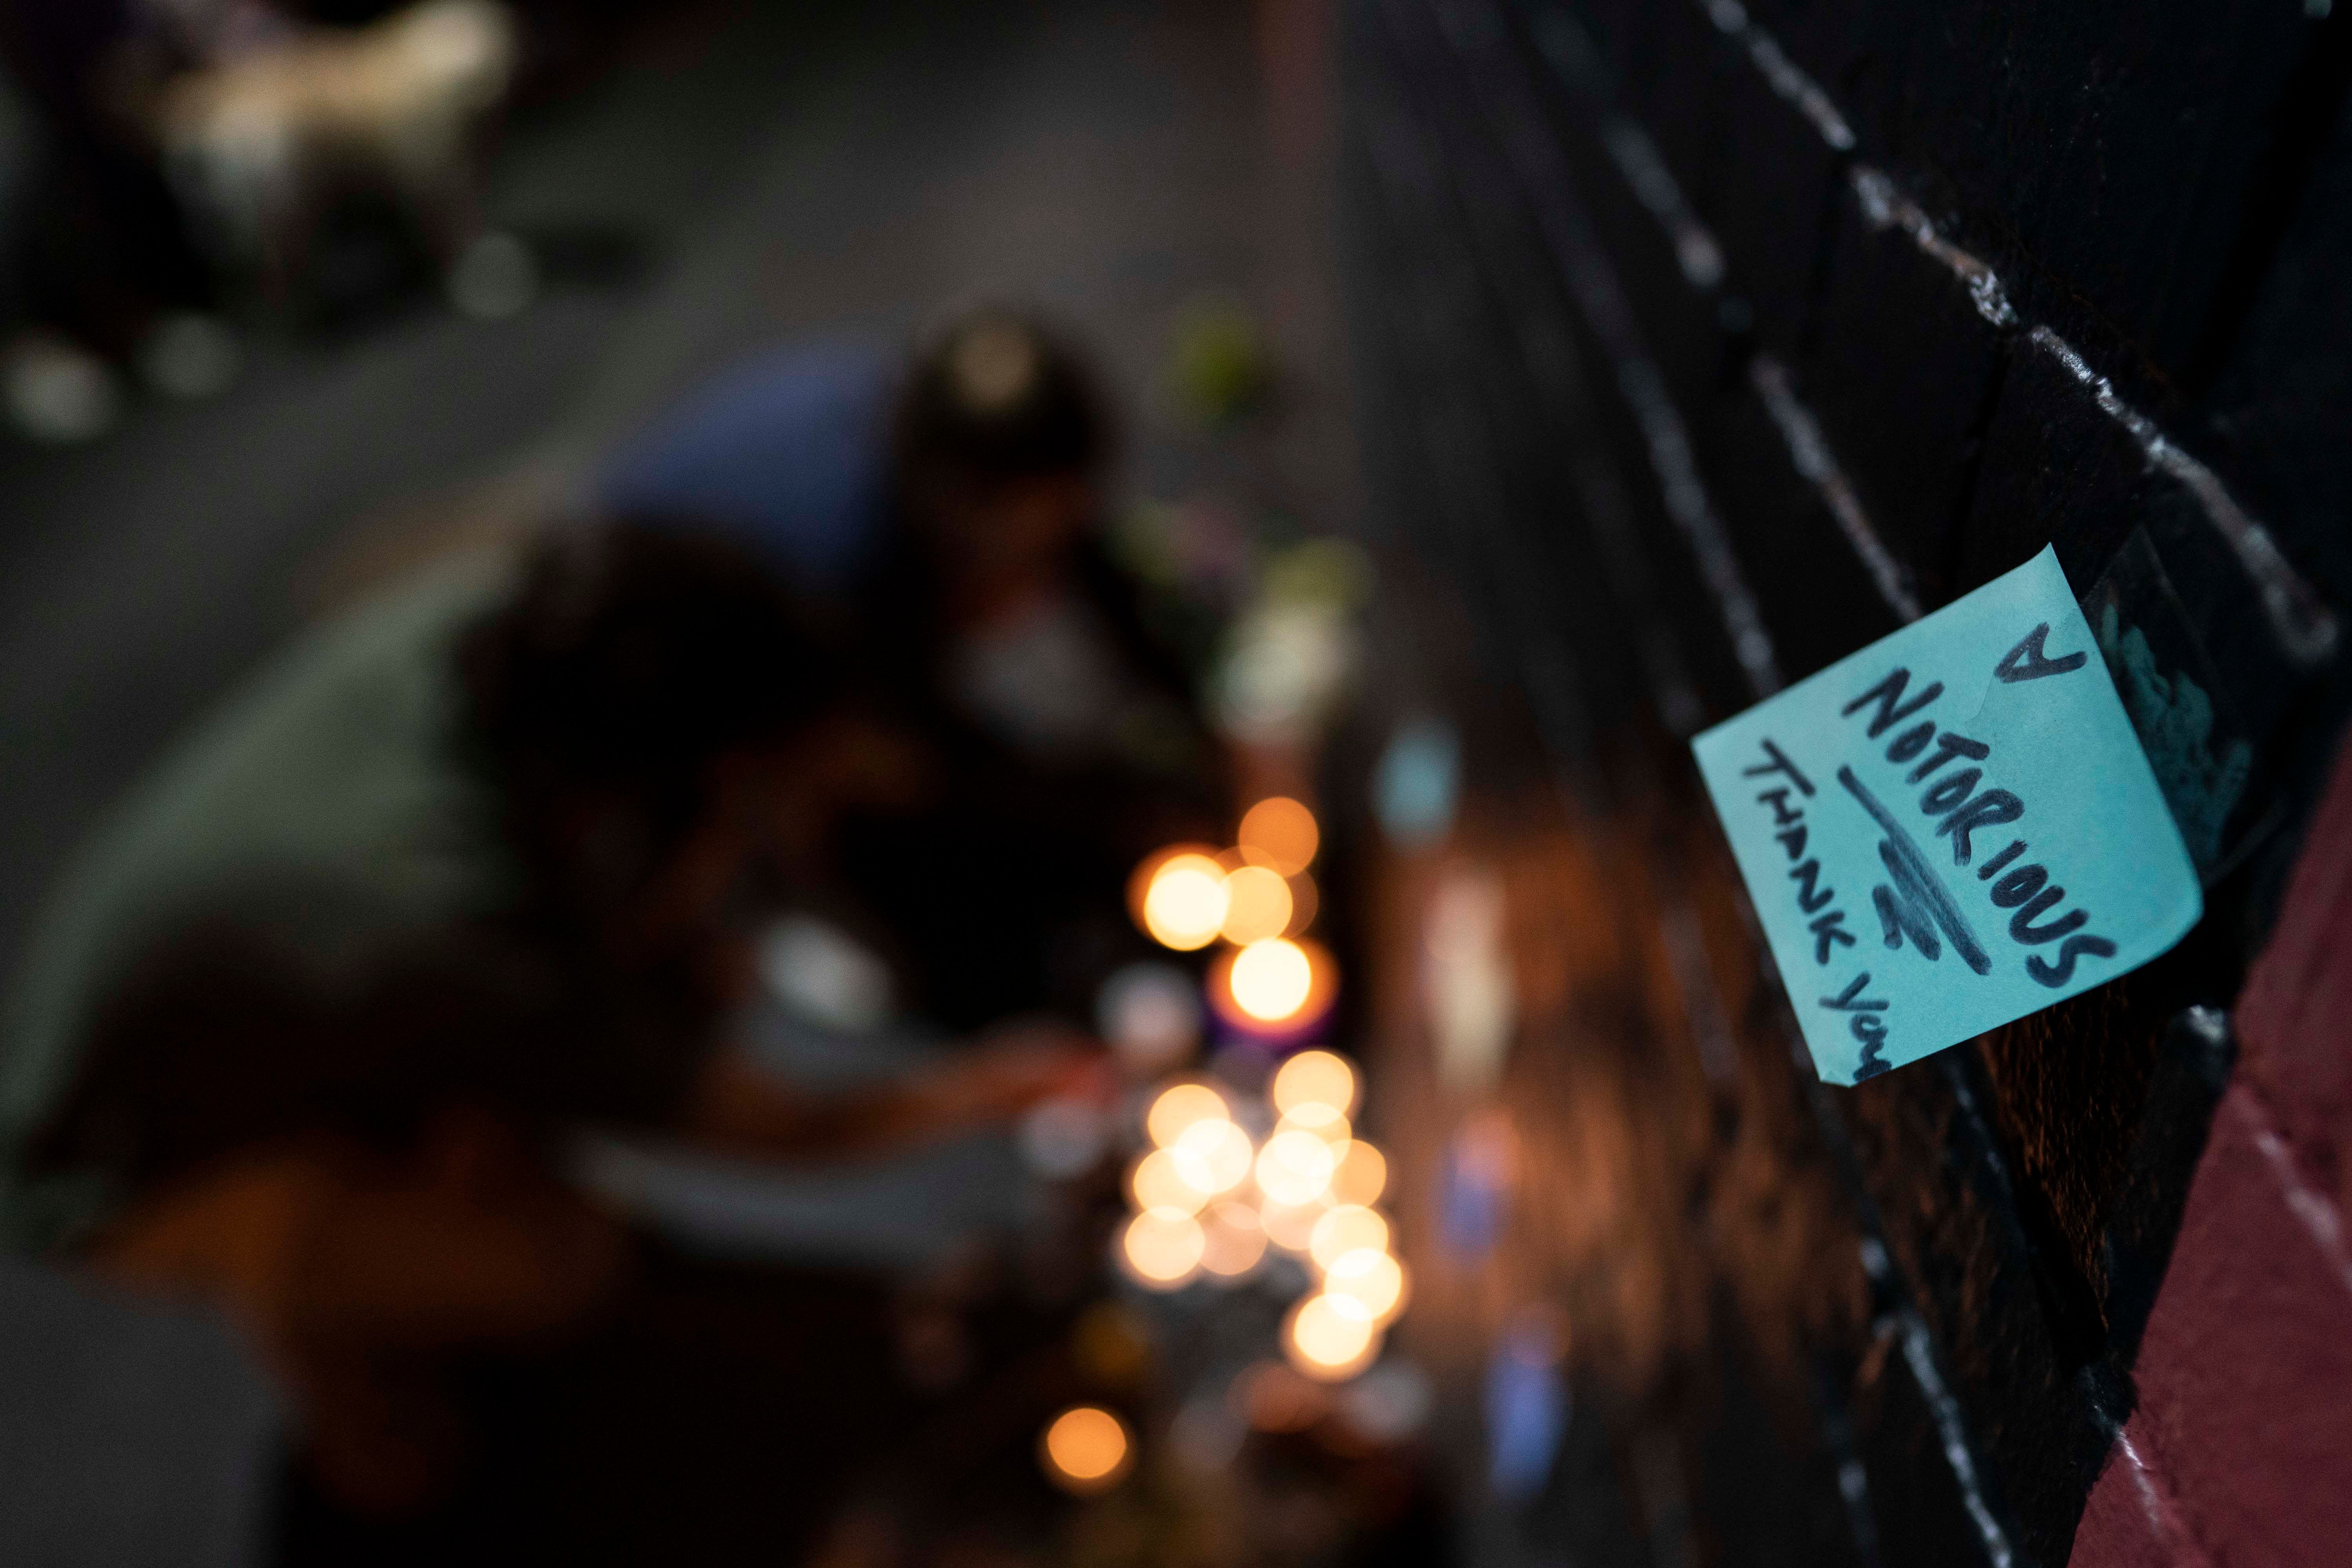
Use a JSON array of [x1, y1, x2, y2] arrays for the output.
[[1692, 546, 2201, 1085]]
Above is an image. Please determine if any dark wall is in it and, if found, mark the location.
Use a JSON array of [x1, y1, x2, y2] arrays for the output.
[[1338, 1, 2352, 1564]]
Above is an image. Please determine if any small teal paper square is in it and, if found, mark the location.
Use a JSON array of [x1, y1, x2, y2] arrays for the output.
[[1691, 546, 2202, 1085]]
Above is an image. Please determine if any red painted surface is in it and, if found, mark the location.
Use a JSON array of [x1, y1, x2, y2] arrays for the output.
[[2072, 732, 2352, 1567]]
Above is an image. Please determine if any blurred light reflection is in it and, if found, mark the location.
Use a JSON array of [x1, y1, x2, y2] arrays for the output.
[[1276, 1102, 1350, 1147], [1229, 938, 1312, 1022], [1122, 1207, 1207, 1286], [1287, 1294, 1379, 1380], [1330, 1141, 1388, 1206], [1131, 1148, 1212, 1213], [1272, 1049, 1357, 1116], [1308, 1205, 1389, 1269], [1041, 1405, 1132, 1493], [1322, 1249, 1406, 1323], [1259, 1195, 1334, 1253], [1199, 1200, 1269, 1277], [1282, 871, 1320, 935], [1171, 1116, 1253, 1194], [1218, 864, 1294, 944], [1256, 1128, 1338, 1206], [1133, 849, 1229, 951], [1145, 1083, 1229, 1147], [1238, 796, 1320, 875]]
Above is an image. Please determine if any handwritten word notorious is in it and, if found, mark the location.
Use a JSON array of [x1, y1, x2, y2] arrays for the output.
[[1840, 667, 2116, 987]]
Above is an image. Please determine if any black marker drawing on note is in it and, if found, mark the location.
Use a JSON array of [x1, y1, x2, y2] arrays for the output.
[[1994, 622, 2087, 683], [1742, 738, 1815, 795], [1818, 971, 1892, 1080], [1837, 766, 1994, 975]]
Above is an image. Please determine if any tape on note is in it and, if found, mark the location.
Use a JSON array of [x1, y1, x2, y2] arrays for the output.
[[1692, 546, 2201, 1085]]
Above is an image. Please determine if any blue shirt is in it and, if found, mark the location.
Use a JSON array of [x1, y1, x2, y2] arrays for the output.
[[599, 341, 898, 592]]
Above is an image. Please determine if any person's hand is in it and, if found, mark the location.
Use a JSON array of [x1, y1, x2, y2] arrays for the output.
[[927, 1024, 1106, 1123], [685, 1031, 1107, 1161]]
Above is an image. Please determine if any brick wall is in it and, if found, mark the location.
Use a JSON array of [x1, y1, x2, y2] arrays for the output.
[[1335, 2, 2352, 1563]]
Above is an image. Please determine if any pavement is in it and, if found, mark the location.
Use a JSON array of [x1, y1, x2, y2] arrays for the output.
[[0, 0, 1334, 996]]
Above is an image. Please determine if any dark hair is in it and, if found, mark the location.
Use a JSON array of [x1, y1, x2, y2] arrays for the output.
[[892, 308, 1109, 496], [457, 522, 851, 920], [25, 901, 570, 1200]]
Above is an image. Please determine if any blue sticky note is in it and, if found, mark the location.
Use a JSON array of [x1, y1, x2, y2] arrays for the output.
[[1691, 546, 2202, 1085]]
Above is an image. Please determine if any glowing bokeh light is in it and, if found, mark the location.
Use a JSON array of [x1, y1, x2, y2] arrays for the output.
[[1128, 844, 1214, 923], [1110, 964, 1406, 1354], [1239, 797, 1321, 876], [1146, 1082, 1229, 1147], [1230, 938, 1314, 1022], [1041, 1405, 1132, 1492], [1308, 1205, 1390, 1269], [1172, 1116, 1254, 1194], [1139, 853, 1229, 951], [1286, 1293, 1378, 1380], [1277, 1102, 1351, 1148], [1259, 1194, 1332, 1252], [1207, 940, 1337, 1035], [1283, 872, 1319, 936], [1200, 1200, 1269, 1277], [1218, 865, 1295, 944], [1323, 1248, 1407, 1323], [1256, 1127, 1339, 1206], [1272, 1049, 1358, 1116], [1122, 1206, 1207, 1285], [1131, 1148, 1212, 1213], [1330, 1141, 1388, 1206]]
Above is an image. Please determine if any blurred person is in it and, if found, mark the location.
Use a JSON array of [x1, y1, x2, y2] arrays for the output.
[[1, 522, 1103, 1521], [29, 911, 625, 1515], [0, 0, 526, 441], [140, 0, 528, 318], [3, 523, 1094, 1256], [603, 308, 1227, 1029]]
